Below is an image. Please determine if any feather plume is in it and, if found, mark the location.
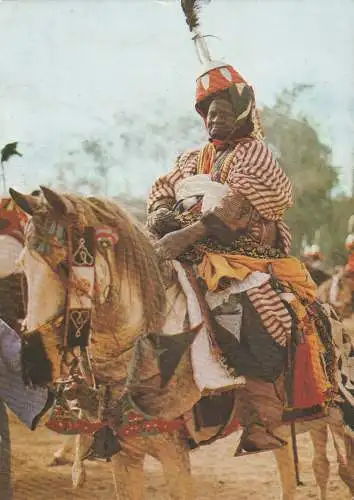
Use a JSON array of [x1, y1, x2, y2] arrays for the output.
[[181, 0, 202, 32], [348, 215, 354, 234]]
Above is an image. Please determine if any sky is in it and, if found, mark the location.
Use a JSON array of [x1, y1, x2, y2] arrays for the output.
[[1, 0, 354, 196]]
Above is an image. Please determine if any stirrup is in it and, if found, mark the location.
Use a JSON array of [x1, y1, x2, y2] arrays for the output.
[[234, 427, 287, 458]]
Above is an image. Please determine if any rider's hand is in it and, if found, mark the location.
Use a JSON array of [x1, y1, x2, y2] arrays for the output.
[[154, 221, 206, 260], [146, 207, 181, 237], [154, 231, 185, 260]]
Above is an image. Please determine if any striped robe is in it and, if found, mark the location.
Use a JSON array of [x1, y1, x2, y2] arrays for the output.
[[147, 138, 295, 347], [147, 139, 293, 253]]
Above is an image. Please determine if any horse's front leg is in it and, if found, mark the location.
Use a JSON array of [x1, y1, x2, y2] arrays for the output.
[[48, 435, 75, 466], [329, 417, 354, 496], [309, 425, 330, 500], [149, 432, 195, 500], [71, 434, 93, 489], [110, 436, 145, 500], [273, 426, 297, 500]]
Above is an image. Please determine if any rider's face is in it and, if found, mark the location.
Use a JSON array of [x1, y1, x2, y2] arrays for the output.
[[206, 97, 236, 141]]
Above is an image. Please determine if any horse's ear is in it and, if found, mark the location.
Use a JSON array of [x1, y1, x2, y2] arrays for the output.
[[9, 188, 40, 215], [39, 186, 75, 217]]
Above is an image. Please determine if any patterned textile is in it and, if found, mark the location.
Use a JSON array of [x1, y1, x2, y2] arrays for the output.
[[195, 64, 248, 113], [246, 281, 292, 347], [289, 301, 332, 409], [195, 65, 264, 143], [329, 313, 354, 436]]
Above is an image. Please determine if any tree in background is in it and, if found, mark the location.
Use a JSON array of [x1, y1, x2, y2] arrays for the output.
[[324, 196, 354, 267], [261, 84, 342, 261]]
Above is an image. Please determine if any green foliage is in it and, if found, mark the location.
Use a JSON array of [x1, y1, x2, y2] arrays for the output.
[[261, 84, 346, 262], [323, 196, 354, 266]]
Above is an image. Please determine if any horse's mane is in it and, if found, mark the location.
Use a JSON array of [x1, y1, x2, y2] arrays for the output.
[[34, 193, 167, 333]]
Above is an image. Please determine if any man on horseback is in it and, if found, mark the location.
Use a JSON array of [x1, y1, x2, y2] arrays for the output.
[[300, 238, 330, 287], [146, 0, 336, 454]]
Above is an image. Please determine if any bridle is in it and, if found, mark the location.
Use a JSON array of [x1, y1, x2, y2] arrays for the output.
[[21, 216, 118, 388]]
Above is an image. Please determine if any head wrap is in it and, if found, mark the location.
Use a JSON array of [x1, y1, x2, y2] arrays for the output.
[[181, 1, 264, 142]]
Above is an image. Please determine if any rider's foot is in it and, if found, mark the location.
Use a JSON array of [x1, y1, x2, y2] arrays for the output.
[[235, 424, 286, 456]]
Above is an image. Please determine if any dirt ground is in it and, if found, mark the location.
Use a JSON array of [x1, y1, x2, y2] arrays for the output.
[[9, 413, 352, 500]]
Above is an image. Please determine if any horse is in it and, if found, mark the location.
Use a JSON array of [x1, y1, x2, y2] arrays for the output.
[[317, 268, 354, 321], [9, 186, 354, 500], [0, 197, 78, 470]]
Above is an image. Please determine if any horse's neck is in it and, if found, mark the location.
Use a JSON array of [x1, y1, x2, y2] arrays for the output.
[[130, 281, 200, 420], [90, 267, 200, 418], [90, 253, 145, 381], [90, 272, 187, 387]]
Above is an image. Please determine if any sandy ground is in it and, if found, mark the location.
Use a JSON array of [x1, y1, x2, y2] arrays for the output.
[[10, 413, 352, 500]]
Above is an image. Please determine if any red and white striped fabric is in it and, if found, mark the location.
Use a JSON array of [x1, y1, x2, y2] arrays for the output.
[[247, 281, 292, 347], [95, 227, 119, 245], [225, 139, 293, 254], [226, 139, 293, 222], [147, 150, 199, 213]]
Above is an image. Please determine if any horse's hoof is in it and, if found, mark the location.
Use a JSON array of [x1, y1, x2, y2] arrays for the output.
[[72, 464, 87, 489], [48, 457, 73, 467]]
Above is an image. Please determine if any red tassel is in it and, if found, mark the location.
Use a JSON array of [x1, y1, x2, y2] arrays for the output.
[[293, 342, 324, 409]]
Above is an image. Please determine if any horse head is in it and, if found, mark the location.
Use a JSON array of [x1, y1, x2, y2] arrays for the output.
[[9, 186, 166, 387]]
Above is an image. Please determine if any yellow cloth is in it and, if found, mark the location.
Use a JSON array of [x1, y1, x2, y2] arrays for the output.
[[198, 252, 317, 302], [197, 251, 331, 404]]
